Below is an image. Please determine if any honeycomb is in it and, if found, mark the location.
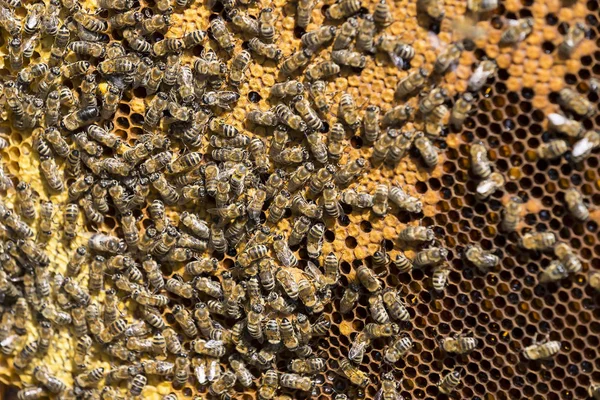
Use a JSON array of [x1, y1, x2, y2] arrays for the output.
[[0, 0, 598, 398]]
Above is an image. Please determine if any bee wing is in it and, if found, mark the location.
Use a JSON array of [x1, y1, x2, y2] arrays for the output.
[[204, 339, 224, 349], [374, 388, 383, 400], [195, 365, 207, 385], [426, 31, 443, 50], [348, 340, 367, 360], [304, 261, 324, 281]]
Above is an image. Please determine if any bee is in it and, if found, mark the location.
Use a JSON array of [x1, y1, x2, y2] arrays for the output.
[[16, 387, 47, 400], [326, 0, 362, 19], [399, 226, 434, 242], [286, 216, 310, 247], [433, 41, 463, 75], [169, 305, 198, 338], [372, 184, 389, 216], [356, 14, 376, 54], [143, 93, 169, 134], [417, 0, 445, 22], [466, 60, 497, 92], [75, 367, 105, 388], [14, 340, 38, 369], [500, 18, 534, 45], [0, 6, 21, 37], [305, 60, 340, 81], [335, 158, 366, 186], [167, 152, 202, 175], [63, 278, 91, 306], [264, 318, 282, 345], [438, 369, 461, 395], [301, 26, 337, 50], [555, 242, 582, 274], [162, 327, 184, 355], [275, 104, 307, 132], [293, 192, 323, 218], [153, 37, 184, 57], [475, 172, 505, 200], [338, 93, 361, 129], [250, 138, 271, 172], [296, 0, 315, 28], [372, 0, 393, 27], [23, 2, 44, 35], [85, 302, 103, 336], [539, 260, 570, 283], [229, 50, 251, 87], [499, 196, 523, 232], [228, 9, 259, 36], [449, 92, 475, 130], [7, 37, 24, 71], [18, 62, 48, 85], [439, 332, 478, 354], [382, 288, 410, 321], [203, 91, 240, 110], [38, 156, 64, 193], [89, 233, 126, 254], [180, 29, 206, 50], [306, 222, 325, 259], [381, 105, 412, 127], [431, 264, 451, 292], [414, 247, 448, 267], [356, 264, 381, 292], [280, 373, 314, 392], [537, 139, 568, 160], [572, 130, 600, 163], [98, 58, 136, 75], [419, 88, 447, 117], [68, 174, 95, 202], [331, 49, 367, 68], [210, 17, 235, 54], [520, 232, 556, 251], [565, 187, 589, 221], [322, 183, 342, 218], [108, 9, 142, 29], [14, 182, 35, 220], [546, 113, 584, 138], [62, 60, 92, 80], [340, 189, 374, 209], [61, 106, 100, 132], [281, 48, 313, 75], [209, 371, 237, 395], [248, 38, 282, 61], [150, 173, 180, 205], [43, 128, 69, 158], [33, 366, 67, 394], [368, 293, 390, 324], [523, 336, 561, 359], [130, 374, 147, 397], [467, 0, 498, 12], [180, 212, 210, 239], [384, 335, 413, 364], [339, 358, 370, 387]]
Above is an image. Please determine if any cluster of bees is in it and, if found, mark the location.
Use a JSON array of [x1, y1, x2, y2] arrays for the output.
[[0, 0, 598, 398]]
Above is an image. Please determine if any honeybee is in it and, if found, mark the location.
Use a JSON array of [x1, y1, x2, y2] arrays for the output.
[[500, 18, 534, 45], [209, 17, 234, 54], [130, 374, 147, 397], [499, 196, 523, 233], [438, 369, 461, 394], [384, 335, 413, 363], [355, 264, 381, 293], [339, 358, 370, 387], [280, 373, 314, 392], [557, 21, 586, 58], [565, 188, 589, 221], [432, 265, 451, 291], [98, 58, 136, 75], [33, 366, 66, 394], [572, 130, 600, 163], [16, 386, 47, 400], [275, 267, 299, 299], [326, 0, 361, 19], [0, 6, 21, 37], [449, 92, 475, 130], [381, 105, 412, 127], [539, 260, 570, 283], [370, 184, 389, 216], [413, 132, 438, 167], [335, 158, 366, 186], [209, 371, 236, 395], [40, 156, 64, 192], [248, 38, 282, 61], [520, 232, 556, 251], [555, 242, 582, 274], [414, 247, 448, 267], [339, 189, 373, 209], [229, 50, 251, 87], [381, 288, 410, 321], [259, 370, 279, 400], [228, 9, 259, 36], [203, 91, 240, 110], [464, 244, 499, 272], [301, 26, 337, 50], [468, 60, 497, 92], [537, 139, 568, 160], [475, 172, 504, 200], [523, 336, 561, 359], [281, 48, 313, 75], [305, 60, 341, 81], [546, 113, 584, 138], [439, 332, 478, 354]]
